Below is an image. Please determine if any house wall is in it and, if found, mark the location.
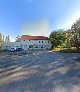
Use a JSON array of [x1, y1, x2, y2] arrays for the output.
[[20, 40, 52, 50], [1, 40, 52, 51], [1, 42, 20, 51]]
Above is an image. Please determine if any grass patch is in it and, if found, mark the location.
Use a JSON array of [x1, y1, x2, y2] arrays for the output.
[[53, 47, 80, 53], [53, 48, 64, 51], [60, 48, 80, 53]]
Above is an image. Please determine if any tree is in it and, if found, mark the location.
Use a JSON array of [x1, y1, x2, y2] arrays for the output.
[[3, 35, 4, 42], [5, 36, 8, 42], [70, 18, 80, 50], [49, 29, 66, 48], [15, 35, 21, 42], [0, 33, 2, 43], [66, 29, 75, 48], [5, 35, 10, 42], [7, 35, 10, 42]]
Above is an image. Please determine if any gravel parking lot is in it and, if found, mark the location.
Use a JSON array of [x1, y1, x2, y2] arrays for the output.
[[0, 50, 80, 92]]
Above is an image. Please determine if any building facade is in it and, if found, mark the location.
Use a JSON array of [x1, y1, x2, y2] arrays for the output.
[[1, 35, 52, 51], [1, 42, 20, 51]]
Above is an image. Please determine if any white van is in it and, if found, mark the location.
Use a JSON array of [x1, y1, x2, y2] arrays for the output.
[[10, 48, 16, 52]]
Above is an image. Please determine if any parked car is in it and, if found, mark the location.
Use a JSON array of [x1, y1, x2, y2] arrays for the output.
[[16, 48, 23, 51], [10, 48, 16, 52]]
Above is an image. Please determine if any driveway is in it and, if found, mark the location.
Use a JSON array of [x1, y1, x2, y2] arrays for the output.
[[0, 51, 80, 92]]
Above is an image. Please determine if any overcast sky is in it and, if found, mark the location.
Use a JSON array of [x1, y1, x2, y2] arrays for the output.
[[0, 0, 80, 41]]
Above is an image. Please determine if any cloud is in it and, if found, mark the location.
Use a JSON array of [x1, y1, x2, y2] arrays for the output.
[[22, 19, 50, 37]]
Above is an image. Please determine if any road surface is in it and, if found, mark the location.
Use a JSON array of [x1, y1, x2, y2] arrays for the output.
[[0, 51, 80, 92]]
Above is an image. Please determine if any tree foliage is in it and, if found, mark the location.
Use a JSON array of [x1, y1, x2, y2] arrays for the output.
[[5, 36, 10, 42], [70, 18, 80, 50], [0, 33, 2, 43], [15, 35, 21, 42], [49, 29, 66, 48]]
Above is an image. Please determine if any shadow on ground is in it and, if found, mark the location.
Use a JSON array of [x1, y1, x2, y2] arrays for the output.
[[0, 51, 80, 92]]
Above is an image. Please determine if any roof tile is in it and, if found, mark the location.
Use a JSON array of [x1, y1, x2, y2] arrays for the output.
[[21, 36, 49, 40]]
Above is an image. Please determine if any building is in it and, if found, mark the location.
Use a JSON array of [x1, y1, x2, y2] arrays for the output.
[[1, 35, 52, 51], [1, 42, 20, 51], [20, 35, 52, 50]]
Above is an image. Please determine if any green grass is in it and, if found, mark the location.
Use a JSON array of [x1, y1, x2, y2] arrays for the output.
[[53, 47, 80, 53], [60, 48, 80, 53], [53, 47, 65, 51]]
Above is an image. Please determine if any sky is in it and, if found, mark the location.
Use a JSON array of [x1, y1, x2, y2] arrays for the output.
[[0, 0, 80, 41]]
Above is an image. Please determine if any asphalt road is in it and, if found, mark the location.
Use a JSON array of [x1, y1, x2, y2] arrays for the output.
[[0, 51, 80, 92]]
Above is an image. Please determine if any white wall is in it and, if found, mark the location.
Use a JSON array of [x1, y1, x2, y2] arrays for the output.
[[1, 42, 20, 50], [20, 40, 52, 50], [1, 40, 52, 51]]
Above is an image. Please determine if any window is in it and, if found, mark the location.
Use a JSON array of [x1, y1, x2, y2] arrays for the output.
[[16, 46, 19, 47], [41, 46, 43, 48], [29, 45, 33, 48], [24, 45, 27, 47], [21, 45, 23, 48], [48, 41, 49, 43], [39, 41, 40, 43], [35, 46, 38, 48], [24, 45, 27, 48], [42, 41, 43, 43], [24, 40, 25, 41], [29, 40, 30, 41]]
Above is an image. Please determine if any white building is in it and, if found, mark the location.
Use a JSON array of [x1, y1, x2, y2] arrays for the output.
[[20, 35, 52, 50], [1, 35, 52, 51], [1, 42, 20, 51]]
